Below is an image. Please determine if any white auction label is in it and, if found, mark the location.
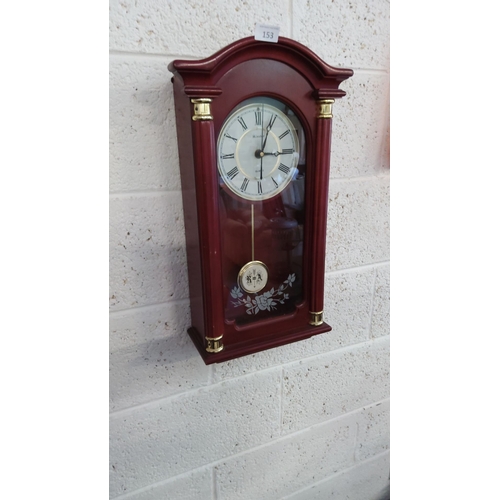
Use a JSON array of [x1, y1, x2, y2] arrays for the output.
[[254, 23, 280, 43]]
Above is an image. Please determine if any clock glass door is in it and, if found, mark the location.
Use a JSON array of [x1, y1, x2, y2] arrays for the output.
[[217, 97, 307, 326]]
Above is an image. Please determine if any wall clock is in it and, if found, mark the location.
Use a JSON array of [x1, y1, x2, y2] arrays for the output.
[[168, 36, 353, 364]]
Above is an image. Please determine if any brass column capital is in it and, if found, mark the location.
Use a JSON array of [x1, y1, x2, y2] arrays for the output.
[[316, 99, 335, 119], [191, 98, 213, 121]]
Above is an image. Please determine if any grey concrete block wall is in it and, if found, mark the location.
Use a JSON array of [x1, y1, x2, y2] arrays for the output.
[[109, 1, 390, 498]]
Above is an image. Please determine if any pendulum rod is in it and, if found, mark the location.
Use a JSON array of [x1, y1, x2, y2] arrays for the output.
[[251, 204, 255, 261]]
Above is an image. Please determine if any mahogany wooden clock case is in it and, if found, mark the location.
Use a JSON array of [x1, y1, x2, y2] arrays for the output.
[[168, 36, 353, 364]]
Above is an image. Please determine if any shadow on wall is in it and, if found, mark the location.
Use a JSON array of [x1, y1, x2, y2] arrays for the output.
[[384, 126, 390, 169], [109, 299, 210, 411], [376, 484, 390, 500]]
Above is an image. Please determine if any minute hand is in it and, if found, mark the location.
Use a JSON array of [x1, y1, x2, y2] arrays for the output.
[[259, 150, 293, 157], [261, 115, 277, 151]]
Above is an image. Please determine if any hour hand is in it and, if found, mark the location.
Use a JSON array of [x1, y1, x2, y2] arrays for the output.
[[254, 150, 279, 158]]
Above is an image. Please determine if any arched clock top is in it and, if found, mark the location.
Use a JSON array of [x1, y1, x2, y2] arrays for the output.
[[168, 36, 353, 99]]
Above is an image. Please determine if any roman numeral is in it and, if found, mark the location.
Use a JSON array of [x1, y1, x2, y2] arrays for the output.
[[237, 117, 247, 130], [221, 153, 234, 159], [281, 148, 294, 154], [268, 114, 277, 130], [227, 167, 238, 179], [272, 177, 278, 187], [279, 130, 290, 140], [257, 181, 262, 194], [255, 109, 262, 126], [224, 133, 237, 142], [240, 178, 249, 191], [278, 163, 290, 174]]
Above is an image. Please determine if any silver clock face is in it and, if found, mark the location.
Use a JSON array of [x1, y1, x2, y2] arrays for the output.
[[217, 102, 300, 201]]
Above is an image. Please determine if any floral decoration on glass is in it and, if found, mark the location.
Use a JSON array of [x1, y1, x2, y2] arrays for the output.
[[230, 274, 296, 314]]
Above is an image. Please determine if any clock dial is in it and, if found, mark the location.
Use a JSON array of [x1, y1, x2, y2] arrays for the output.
[[217, 103, 300, 201]]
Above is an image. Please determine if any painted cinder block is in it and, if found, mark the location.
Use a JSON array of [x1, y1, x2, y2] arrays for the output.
[[293, 0, 390, 70], [215, 413, 357, 500], [110, 56, 181, 193], [324, 267, 376, 346], [284, 451, 390, 500], [109, 301, 210, 412], [113, 466, 212, 500], [355, 399, 390, 461], [371, 265, 390, 338], [109, 192, 189, 311], [109, 368, 281, 496], [326, 176, 390, 271], [331, 72, 390, 179], [109, 0, 291, 56], [282, 337, 390, 433]]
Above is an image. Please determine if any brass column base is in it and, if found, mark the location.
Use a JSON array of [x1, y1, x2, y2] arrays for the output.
[[206, 335, 224, 353], [309, 311, 324, 326]]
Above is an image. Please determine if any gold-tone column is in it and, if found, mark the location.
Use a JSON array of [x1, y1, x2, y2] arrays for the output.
[[190, 98, 224, 353], [309, 99, 335, 326]]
